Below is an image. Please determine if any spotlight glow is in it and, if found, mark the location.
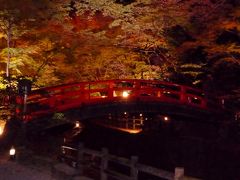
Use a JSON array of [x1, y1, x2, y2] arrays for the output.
[[164, 116, 169, 121], [75, 121, 80, 128], [9, 147, 16, 156], [122, 91, 129, 98]]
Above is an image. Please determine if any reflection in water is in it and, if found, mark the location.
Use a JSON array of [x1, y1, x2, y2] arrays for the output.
[[61, 114, 239, 180]]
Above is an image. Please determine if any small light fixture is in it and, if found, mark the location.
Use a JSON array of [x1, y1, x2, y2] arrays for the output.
[[9, 146, 16, 160], [139, 113, 143, 117], [124, 112, 127, 115], [122, 91, 129, 98], [163, 116, 169, 121], [75, 121, 80, 128]]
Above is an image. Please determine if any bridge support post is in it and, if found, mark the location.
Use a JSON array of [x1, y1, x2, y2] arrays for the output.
[[100, 148, 108, 180], [130, 156, 138, 180], [20, 121, 27, 146], [77, 143, 84, 175], [174, 167, 184, 180]]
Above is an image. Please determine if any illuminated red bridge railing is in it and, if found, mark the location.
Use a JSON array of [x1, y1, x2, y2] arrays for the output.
[[15, 79, 222, 121]]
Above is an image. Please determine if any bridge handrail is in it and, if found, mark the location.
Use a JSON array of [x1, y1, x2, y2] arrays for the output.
[[15, 79, 222, 120]]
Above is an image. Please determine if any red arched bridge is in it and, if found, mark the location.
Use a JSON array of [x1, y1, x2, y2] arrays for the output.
[[15, 79, 223, 122]]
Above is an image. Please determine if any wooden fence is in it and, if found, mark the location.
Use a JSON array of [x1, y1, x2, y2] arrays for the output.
[[60, 143, 201, 180]]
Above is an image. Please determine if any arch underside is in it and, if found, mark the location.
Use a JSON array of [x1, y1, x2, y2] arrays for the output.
[[61, 100, 224, 122], [24, 100, 230, 137]]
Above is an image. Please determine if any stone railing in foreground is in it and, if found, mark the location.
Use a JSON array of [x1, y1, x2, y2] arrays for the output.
[[58, 143, 202, 180]]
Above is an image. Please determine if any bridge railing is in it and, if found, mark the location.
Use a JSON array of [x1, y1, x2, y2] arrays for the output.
[[15, 79, 222, 121]]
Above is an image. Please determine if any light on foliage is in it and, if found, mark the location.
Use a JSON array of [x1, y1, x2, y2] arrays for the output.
[[0, 127, 3, 135], [0, 120, 6, 136]]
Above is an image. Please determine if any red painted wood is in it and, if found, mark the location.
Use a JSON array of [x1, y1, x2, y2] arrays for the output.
[[15, 79, 222, 121]]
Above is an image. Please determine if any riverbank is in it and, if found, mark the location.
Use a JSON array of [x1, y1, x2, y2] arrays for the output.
[[0, 147, 54, 180]]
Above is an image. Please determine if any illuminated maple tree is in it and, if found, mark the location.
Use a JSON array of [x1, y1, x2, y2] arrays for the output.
[[0, 0, 238, 109]]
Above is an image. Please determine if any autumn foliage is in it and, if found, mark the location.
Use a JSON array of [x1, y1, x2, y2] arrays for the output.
[[0, 0, 239, 106]]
